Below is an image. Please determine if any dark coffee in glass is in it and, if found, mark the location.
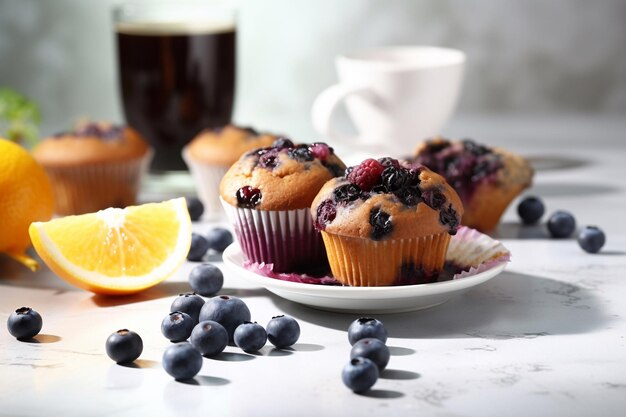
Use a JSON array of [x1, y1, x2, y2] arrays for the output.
[[116, 19, 236, 171]]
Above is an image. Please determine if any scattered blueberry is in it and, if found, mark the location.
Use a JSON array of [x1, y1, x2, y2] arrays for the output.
[[170, 293, 205, 324], [105, 329, 143, 364], [517, 196, 545, 224], [266, 315, 300, 349], [199, 295, 251, 343], [342, 357, 379, 393], [547, 210, 577, 238], [189, 264, 224, 296], [577, 226, 606, 254], [206, 228, 234, 252], [162, 342, 203, 380], [189, 320, 229, 357], [185, 197, 204, 221], [187, 233, 210, 261], [7, 307, 43, 340], [350, 338, 390, 371], [234, 322, 267, 353], [161, 311, 195, 343], [348, 317, 388, 345]]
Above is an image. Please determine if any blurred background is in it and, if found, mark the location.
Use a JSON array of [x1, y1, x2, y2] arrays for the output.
[[0, 0, 625, 140]]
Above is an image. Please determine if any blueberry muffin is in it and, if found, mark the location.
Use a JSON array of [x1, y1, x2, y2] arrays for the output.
[[32, 122, 151, 215], [410, 138, 533, 232], [183, 125, 278, 218], [311, 157, 463, 286], [220, 138, 346, 272]]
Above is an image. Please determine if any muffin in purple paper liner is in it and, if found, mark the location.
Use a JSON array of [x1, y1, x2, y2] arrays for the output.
[[219, 138, 346, 273]]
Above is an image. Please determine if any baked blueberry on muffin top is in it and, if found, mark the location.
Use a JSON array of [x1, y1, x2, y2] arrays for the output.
[[220, 138, 346, 211]]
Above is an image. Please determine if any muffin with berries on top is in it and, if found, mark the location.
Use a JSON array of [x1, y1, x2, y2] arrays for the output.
[[410, 137, 533, 232], [311, 157, 463, 286], [183, 124, 278, 218], [32, 121, 151, 215], [220, 138, 346, 272]]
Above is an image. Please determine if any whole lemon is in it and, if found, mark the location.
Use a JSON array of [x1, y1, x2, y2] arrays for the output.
[[0, 138, 54, 270]]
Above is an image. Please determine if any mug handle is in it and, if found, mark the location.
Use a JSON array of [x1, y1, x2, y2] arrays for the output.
[[311, 83, 370, 143]]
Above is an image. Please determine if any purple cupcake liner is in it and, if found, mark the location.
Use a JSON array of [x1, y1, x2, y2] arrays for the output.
[[221, 198, 326, 272]]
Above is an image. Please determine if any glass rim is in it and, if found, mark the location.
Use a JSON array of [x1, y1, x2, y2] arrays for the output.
[[113, 0, 236, 33]]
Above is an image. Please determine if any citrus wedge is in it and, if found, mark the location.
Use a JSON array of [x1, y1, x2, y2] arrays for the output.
[[29, 198, 191, 295]]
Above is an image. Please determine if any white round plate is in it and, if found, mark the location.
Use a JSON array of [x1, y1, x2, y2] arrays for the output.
[[222, 243, 508, 314]]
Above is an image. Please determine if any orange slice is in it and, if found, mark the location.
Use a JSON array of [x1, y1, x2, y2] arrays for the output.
[[29, 198, 191, 295]]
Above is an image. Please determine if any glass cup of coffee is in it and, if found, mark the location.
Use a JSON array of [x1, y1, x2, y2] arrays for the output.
[[114, 0, 236, 172]]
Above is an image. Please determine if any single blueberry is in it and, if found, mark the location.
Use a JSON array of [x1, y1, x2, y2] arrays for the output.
[[187, 233, 210, 261], [189, 320, 229, 357], [170, 293, 205, 324], [161, 311, 195, 343], [381, 166, 408, 192], [288, 147, 314, 162], [348, 317, 388, 345], [258, 149, 280, 169], [185, 197, 204, 221], [7, 307, 43, 340], [199, 295, 251, 343], [189, 264, 224, 297], [547, 211, 576, 238], [350, 338, 390, 371], [314, 199, 337, 231], [206, 227, 234, 252], [342, 357, 379, 393], [105, 329, 143, 364], [272, 137, 294, 149], [162, 342, 203, 380], [439, 204, 460, 235], [266, 315, 300, 349], [234, 321, 267, 353], [517, 196, 545, 225], [333, 184, 362, 203], [577, 226, 606, 254], [236, 186, 262, 208], [369, 208, 393, 240]]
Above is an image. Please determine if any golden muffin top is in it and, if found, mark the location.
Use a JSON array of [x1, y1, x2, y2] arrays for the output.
[[32, 122, 150, 167], [311, 157, 464, 240], [220, 138, 346, 211]]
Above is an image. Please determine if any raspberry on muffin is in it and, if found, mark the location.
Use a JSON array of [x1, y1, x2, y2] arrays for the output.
[[220, 138, 346, 272], [311, 157, 463, 286], [410, 137, 533, 232]]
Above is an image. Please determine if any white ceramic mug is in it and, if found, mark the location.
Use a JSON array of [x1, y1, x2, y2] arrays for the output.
[[311, 46, 465, 155]]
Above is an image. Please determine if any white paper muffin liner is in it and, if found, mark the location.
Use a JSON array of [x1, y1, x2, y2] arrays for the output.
[[182, 147, 229, 219], [447, 226, 511, 279], [221, 198, 326, 272], [43, 150, 152, 215]]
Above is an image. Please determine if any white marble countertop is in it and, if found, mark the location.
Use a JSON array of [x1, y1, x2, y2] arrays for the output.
[[1, 115, 625, 417]]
